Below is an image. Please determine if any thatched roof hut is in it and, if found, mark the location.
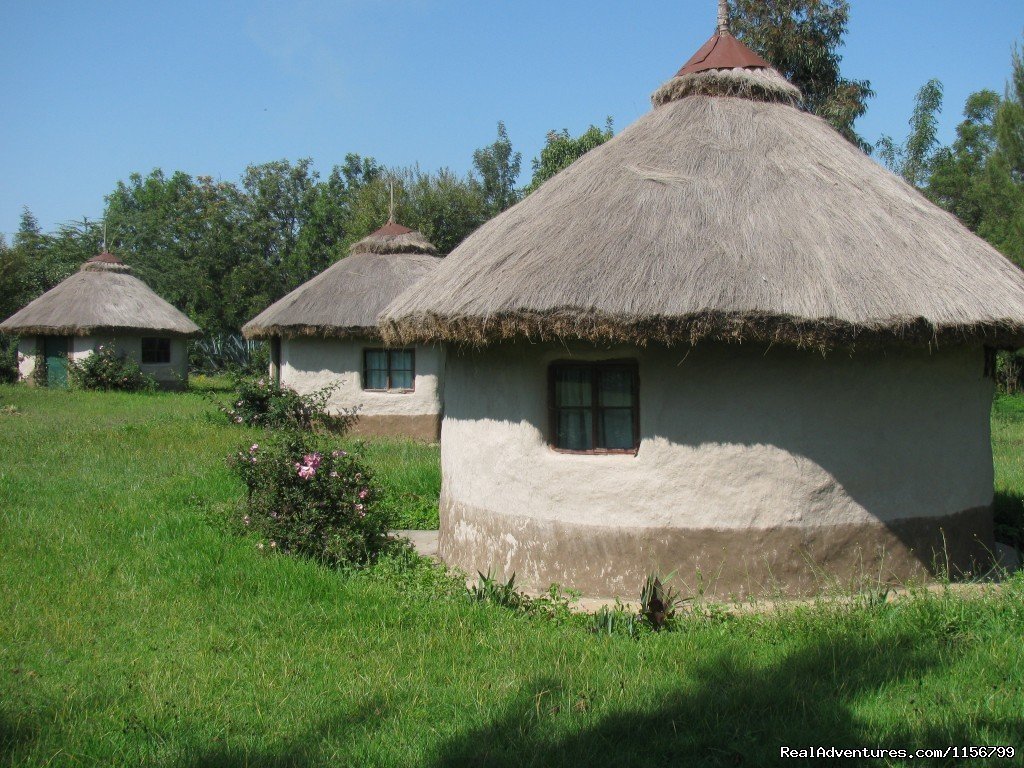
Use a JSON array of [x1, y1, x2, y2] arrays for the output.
[[242, 221, 445, 441], [379, 14, 1024, 599], [1, 251, 199, 390], [0, 252, 200, 338], [243, 222, 440, 340]]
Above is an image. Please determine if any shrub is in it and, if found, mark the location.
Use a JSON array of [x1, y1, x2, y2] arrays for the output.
[[217, 376, 351, 431], [228, 432, 390, 565], [639, 574, 682, 631], [190, 334, 267, 375], [68, 344, 155, 392], [0, 335, 18, 384], [995, 351, 1024, 394]]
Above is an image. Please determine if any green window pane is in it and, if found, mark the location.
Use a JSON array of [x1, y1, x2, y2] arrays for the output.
[[390, 350, 414, 389], [557, 409, 593, 450], [364, 369, 387, 389], [391, 368, 413, 389], [599, 408, 634, 450], [364, 350, 388, 389], [599, 369, 633, 407], [555, 367, 592, 407]]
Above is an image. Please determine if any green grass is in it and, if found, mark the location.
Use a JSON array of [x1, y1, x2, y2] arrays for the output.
[[0, 386, 1023, 767], [188, 373, 235, 393], [992, 393, 1024, 548]]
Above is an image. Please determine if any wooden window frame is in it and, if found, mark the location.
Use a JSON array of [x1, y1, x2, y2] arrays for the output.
[[141, 337, 172, 365], [548, 359, 640, 455], [362, 348, 416, 393]]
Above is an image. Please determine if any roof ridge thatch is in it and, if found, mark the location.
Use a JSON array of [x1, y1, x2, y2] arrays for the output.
[[653, 30, 802, 107], [0, 255, 201, 338], [350, 222, 438, 256]]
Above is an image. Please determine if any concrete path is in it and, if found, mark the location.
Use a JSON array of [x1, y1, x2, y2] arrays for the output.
[[392, 529, 439, 559]]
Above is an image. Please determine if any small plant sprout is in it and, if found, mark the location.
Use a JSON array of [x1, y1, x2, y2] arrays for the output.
[[640, 574, 682, 631]]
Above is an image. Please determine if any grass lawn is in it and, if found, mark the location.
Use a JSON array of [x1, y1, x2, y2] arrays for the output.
[[0, 386, 1022, 767]]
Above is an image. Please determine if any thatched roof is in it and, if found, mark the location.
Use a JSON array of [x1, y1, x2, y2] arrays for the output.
[[243, 222, 441, 340], [381, 31, 1024, 351], [0, 253, 201, 338]]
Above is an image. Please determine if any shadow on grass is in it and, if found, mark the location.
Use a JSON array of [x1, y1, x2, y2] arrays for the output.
[[0, 712, 41, 761], [177, 698, 388, 768], [993, 491, 1024, 549], [421, 632, 1023, 768]]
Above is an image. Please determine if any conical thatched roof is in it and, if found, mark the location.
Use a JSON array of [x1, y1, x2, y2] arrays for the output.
[[242, 222, 440, 340], [382, 30, 1024, 350], [0, 253, 201, 338]]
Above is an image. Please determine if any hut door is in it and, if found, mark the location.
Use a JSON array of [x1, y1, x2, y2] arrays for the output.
[[270, 338, 281, 385], [43, 336, 70, 388]]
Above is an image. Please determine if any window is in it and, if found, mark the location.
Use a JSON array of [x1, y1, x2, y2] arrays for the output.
[[549, 361, 639, 453], [363, 349, 415, 392], [141, 337, 171, 364]]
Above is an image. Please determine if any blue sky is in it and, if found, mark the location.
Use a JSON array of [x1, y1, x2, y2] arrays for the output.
[[1, 1, 1021, 239]]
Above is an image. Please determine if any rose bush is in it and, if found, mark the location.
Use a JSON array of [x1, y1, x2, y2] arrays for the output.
[[68, 344, 155, 392], [228, 432, 389, 566], [217, 377, 351, 431]]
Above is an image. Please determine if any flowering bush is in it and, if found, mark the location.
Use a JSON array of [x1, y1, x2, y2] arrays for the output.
[[217, 377, 351, 431], [68, 344, 155, 392], [228, 432, 390, 565]]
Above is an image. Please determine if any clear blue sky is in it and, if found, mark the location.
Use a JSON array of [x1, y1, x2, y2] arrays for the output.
[[1, 0, 1021, 239]]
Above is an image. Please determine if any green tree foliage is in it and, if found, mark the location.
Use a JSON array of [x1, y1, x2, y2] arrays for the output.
[[0, 121, 525, 334], [472, 121, 522, 215], [876, 79, 944, 188], [0, 233, 28, 322], [728, 0, 874, 149], [105, 170, 244, 334], [345, 168, 488, 256], [928, 90, 1001, 230], [3, 208, 84, 319], [525, 118, 614, 194], [923, 43, 1024, 267]]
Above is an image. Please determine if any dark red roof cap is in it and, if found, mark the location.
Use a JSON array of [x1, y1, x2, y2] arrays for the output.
[[676, 31, 770, 76], [371, 221, 415, 237], [87, 251, 125, 265]]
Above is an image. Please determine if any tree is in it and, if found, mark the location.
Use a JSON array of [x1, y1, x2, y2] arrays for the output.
[[876, 79, 944, 188], [979, 45, 1024, 264], [923, 42, 1024, 268], [293, 154, 384, 280], [472, 121, 522, 215], [0, 233, 28, 321], [525, 119, 614, 194], [927, 90, 1001, 230], [728, 0, 874, 149], [345, 167, 488, 256], [106, 169, 246, 334], [996, 45, 1024, 183]]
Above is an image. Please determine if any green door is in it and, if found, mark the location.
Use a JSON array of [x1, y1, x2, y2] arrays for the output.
[[43, 336, 70, 388]]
